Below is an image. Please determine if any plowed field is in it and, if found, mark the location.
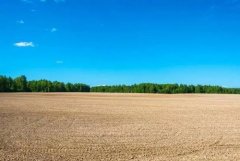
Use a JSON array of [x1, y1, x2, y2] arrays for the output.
[[1, 93, 240, 161]]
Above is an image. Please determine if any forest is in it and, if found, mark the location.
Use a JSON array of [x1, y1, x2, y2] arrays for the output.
[[1, 75, 240, 94], [0, 75, 90, 92]]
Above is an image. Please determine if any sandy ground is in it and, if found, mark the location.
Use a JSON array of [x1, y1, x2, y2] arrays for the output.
[[1, 93, 240, 161]]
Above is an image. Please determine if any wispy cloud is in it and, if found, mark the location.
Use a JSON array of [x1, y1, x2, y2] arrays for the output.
[[21, 0, 32, 3], [39, 0, 65, 3], [17, 20, 24, 24], [54, 0, 65, 2], [21, 0, 65, 3], [14, 42, 35, 47], [51, 27, 57, 32], [56, 60, 64, 64]]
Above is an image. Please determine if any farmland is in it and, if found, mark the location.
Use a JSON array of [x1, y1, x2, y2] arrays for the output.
[[1, 93, 240, 160]]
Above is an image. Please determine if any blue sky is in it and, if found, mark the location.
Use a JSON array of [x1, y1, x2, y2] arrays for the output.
[[1, 0, 240, 86]]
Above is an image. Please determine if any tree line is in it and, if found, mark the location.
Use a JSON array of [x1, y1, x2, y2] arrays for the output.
[[91, 83, 240, 94], [0, 75, 90, 92], [1, 75, 240, 94]]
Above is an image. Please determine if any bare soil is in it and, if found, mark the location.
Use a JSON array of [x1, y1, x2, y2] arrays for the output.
[[1, 93, 240, 161]]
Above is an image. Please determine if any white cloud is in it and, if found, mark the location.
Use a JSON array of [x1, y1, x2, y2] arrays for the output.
[[56, 60, 63, 64], [17, 20, 24, 24], [14, 42, 35, 47], [51, 27, 57, 32]]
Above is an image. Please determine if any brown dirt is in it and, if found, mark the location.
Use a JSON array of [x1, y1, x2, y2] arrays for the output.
[[1, 93, 240, 161]]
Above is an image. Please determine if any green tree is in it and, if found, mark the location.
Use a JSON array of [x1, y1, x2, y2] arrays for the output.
[[14, 75, 28, 92]]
